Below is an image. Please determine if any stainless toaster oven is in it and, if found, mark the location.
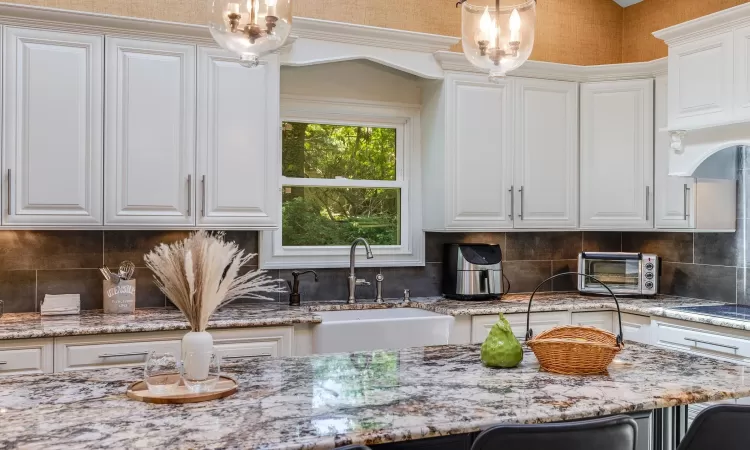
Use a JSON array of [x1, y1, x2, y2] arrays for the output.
[[577, 252, 659, 296]]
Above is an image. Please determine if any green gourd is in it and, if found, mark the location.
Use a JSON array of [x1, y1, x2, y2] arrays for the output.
[[480, 313, 523, 368]]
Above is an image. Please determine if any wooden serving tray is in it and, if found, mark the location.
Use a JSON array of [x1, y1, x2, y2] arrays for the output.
[[126, 375, 238, 404]]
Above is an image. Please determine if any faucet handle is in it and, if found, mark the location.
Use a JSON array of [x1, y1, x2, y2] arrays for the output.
[[403, 289, 411, 305], [355, 278, 371, 287]]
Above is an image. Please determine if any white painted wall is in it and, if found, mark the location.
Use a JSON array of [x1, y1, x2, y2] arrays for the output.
[[280, 60, 422, 105]]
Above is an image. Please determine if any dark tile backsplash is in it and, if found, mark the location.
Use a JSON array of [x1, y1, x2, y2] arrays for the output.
[[0, 160, 747, 312]]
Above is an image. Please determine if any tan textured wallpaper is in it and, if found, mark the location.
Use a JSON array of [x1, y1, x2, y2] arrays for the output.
[[5, 0, 623, 66], [622, 0, 750, 63]]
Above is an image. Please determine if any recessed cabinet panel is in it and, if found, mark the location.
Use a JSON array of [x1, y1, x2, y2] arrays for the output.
[[197, 47, 278, 228], [735, 25, 750, 119], [580, 80, 654, 229], [446, 73, 513, 230], [2, 27, 103, 225], [668, 32, 733, 129], [655, 76, 694, 229], [105, 37, 196, 226], [513, 79, 578, 229]]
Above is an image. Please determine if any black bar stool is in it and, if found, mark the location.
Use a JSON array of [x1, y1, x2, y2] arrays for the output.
[[677, 404, 750, 450], [471, 415, 637, 450]]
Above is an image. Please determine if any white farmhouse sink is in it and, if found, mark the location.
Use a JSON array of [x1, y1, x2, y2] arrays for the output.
[[312, 308, 455, 354]]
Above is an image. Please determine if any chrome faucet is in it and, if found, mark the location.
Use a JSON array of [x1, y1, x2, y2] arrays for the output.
[[348, 237, 374, 304]]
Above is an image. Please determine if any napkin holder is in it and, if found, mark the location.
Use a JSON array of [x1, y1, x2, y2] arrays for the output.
[[40, 294, 81, 316]]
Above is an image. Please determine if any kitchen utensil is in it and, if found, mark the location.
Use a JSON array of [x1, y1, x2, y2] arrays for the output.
[[118, 261, 135, 281], [524, 272, 623, 375], [107, 270, 121, 285], [99, 267, 112, 282]]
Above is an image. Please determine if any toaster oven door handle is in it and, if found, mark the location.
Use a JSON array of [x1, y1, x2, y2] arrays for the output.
[[580, 252, 643, 260]]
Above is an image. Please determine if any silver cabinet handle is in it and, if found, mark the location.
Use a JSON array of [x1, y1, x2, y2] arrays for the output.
[[6, 169, 11, 216], [99, 352, 150, 359], [684, 337, 738, 351], [222, 354, 272, 360], [518, 186, 524, 219], [645, 186, 650, 221], [0, 361, 7, 365], [201, 175, 206, 217], [684, 184, 690, 220], [508, 185, 514, 219], [187, 174, 192, 216]]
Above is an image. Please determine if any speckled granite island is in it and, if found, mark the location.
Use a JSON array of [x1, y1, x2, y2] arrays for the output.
[[0, 342, 749, 449]]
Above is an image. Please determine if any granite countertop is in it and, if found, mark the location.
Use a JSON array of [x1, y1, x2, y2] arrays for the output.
[[0, 342, 748, 449], [0, 293, 739, 340]]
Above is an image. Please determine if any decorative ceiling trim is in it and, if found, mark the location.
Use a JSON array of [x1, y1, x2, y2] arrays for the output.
[[653, 2, 750, 45], [435, 51, 667, 82]]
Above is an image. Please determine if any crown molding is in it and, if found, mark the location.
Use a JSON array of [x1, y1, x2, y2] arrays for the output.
[[0, 2, 458, 52], [290, 18, 458, 54], [653, 2, 750, 46], [434, 51, 667, 82]]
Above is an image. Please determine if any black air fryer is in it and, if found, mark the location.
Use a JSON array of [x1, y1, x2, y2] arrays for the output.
[[443, 244, 503, 300]]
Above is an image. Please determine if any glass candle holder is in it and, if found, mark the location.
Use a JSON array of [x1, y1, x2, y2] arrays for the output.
[[183, 351, 221, 393], [144, 351, 182, 395]]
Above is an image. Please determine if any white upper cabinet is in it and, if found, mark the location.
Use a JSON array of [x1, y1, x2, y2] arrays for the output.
[[735, 24, 750, 120], [2, 27, 103, 226], [513, 78, 578, 229], [444, 72, 513, 230], [667, 32, 734, 130], [655, 75, 695, 229], [580, 80, 654, 229], [104, 37, 196, 227], [196, 47, 278, 228]]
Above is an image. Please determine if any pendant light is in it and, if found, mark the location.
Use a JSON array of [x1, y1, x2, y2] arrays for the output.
[[458, 0, 536, 81], [208, 0, 293, 67]]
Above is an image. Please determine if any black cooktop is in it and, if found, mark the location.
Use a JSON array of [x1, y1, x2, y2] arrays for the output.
[[670, 304, 750, 321]]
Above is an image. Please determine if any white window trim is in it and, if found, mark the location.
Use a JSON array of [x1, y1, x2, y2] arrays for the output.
[[260, 95, 424, 269]]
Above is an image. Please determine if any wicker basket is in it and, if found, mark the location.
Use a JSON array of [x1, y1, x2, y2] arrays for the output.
[[523, 272, 625, 375]]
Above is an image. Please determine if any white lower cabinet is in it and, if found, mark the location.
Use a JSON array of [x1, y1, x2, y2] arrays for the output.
[[653, 318, 750, 361], [617, 313, 653, 345], [211, 327, 293, 362], [471, 311, 570, 344], [0, 338, 53, 375], [51, 327, 294, 372], [571, 311, 614, 332], [54, 332, 182, 372]]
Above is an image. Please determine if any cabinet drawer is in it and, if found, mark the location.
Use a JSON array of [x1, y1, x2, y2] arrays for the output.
[[616, 313, 652, 345], [211, 327, 293, 361], [654, 321, 750, 360], [571, 311, 614, 332], [471, 312, 570, 344], [0, 339, 53, 375], [55, 333, 182, 372]]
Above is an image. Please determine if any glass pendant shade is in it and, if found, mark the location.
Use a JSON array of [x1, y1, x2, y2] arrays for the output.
[[461, 0, 536, 81], [208, 0, 293, 67]]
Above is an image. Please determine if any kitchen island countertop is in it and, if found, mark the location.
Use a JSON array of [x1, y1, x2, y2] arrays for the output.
[[0, 342, 748, 449], [0, 293, 737, 340]]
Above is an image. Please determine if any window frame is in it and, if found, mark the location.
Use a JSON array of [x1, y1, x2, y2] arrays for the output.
[[260, 95, 424, 269]]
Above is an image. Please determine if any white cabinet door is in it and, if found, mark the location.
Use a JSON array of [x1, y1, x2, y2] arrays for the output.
[[2, 27, 103, 226], [735, 25, 750, 120], [513, 78, 578, 229], [445, 73, 513, 230], [580, 80, 654, 229], [668, 32, 733, 130], [571, 311, 614, 333], [471, 311, 570, 343], [196, 47, 278, 228], [615, 313, 652, 345], [654, 75, 694, 229], [105, 37, 196, 226]]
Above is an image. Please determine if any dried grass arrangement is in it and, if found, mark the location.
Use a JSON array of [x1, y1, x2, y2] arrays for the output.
[[144, 231, 283, 332]]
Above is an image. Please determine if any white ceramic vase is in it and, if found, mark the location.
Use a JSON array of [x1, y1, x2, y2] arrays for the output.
[[182, 331, 213, 381]]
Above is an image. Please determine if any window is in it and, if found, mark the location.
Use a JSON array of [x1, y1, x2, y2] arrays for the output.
[[260, 97, 424, 269]]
